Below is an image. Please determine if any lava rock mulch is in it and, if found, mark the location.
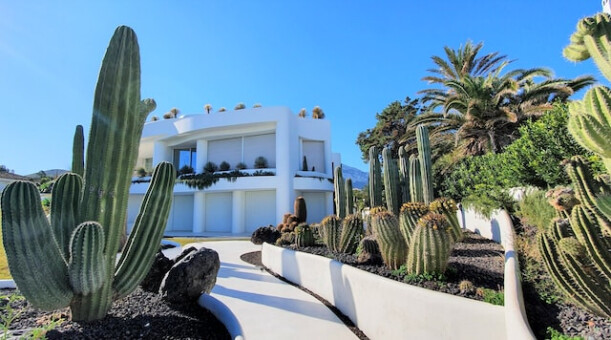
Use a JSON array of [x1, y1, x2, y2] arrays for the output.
[[0, 288, 230, 339], [243, 231, 611, 340]]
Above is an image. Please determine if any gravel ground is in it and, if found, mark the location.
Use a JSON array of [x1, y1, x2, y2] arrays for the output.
[[246, 231, 611, 340], [0, 288, 230, 339]]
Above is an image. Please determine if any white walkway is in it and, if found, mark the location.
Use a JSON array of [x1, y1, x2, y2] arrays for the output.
[[185, 240, 358, 340]]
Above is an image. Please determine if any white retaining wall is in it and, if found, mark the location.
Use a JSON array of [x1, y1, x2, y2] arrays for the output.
[[262, 207, 536, 340]]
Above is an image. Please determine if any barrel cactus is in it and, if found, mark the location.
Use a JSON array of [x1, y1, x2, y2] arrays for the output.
[[319, 215, 341, 252], [382, 147, 400, 216], [294, 223, 315, 247], [371, 210, 407, 270], [369, 146, 383, 207], [338, 214, 364, 254], [1, 26, 175, 321], [406, 213, 453, 276], [399, 202, 429, 246], [430, 197, 463, 242], [294, 196, 307, 223]]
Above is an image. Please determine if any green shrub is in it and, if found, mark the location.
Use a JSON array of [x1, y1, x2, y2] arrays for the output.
[[516, 189, 556, 231], [219, 161, 231, 171], [236, 162, 247, 170], [204, 161, 218, 174], [477, 287, 504, 306], [254, 156, 268, 169], [545, 327, 584, 340]]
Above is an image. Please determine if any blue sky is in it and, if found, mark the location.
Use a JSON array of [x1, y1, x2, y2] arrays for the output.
[[0, 1, 604, 175]]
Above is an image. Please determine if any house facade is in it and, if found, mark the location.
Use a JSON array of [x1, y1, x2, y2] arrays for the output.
[[128, 106, 339, 235]]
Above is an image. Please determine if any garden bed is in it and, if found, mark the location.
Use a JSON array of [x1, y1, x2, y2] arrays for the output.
[[0, 288, 230, 339]]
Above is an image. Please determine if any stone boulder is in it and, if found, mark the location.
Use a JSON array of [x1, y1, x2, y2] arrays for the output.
[[140, 250, 174, 293], [251, 225, 281, 245], [160, 247, 220, 304]]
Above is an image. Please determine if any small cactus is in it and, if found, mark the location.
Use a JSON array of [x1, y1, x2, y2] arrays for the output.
[[294, 223, 315, 247], [459, 280, 475, 294], [320, 215, 341, 252], [338, 214, 363, 254], [294, 196, 307, 223]]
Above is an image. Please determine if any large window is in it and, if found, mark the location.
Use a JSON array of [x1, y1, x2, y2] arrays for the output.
[[302, 140, 325, 173], [208, 134, 275, 169], [173, 148, 196, 170]]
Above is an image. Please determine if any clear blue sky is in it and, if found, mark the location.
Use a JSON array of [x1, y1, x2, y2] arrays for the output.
[[0, 1, 604, 175]]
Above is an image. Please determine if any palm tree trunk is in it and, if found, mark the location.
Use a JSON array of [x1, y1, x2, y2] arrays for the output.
[[488, 131, 497, 154]]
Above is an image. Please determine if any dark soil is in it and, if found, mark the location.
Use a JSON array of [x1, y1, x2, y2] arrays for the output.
[[244, 231, 611, 340], [0, 288, 230, 339]]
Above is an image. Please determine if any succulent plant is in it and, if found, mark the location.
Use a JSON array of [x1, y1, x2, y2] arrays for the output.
[[334, 166, 346, 218], [399, 202, 429, 246], [1, 26, 174, 322], [294, 196, 307, 223], [319, 215, 341, 252], [294, 223, 315, 247], [359, 235, 380, 256], [71, 125, 84, 177], [345, 178, 354, 215], [563, 13, 611, 82], [429, 197, 463, 242], [416, 125, 434, 204], [371, 210, 406, 270], [398, 146, 410, 204], [406, 212, 453, 276], [369, 146, 383, 207], [383, 147, 400, 216], [408, 155, 423, 203], [338, 214, 363, 254]]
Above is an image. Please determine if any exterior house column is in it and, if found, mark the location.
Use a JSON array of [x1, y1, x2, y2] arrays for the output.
[[193, 191, 205, 233], [232, 191, 245, 234], [153, 141, 172, 167], [195, 139, 207, 174]]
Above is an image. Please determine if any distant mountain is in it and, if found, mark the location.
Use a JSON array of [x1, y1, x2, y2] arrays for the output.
[[25, 169, 69, 180], [341, 164, 368, 189]]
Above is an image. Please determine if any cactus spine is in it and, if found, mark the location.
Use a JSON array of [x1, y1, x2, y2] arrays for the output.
[[369, 146, 383, 207], [345, 178, 354, 215], [416, 125, 434, 204], [72, 125, 84, 177], [398, 147, 410, 203], [408, 155, 423, 202], [399, 202, 429, 246], [338, 214, 363, 254], [371, 211, 406, 270], [382, 147, 400, 216], [320, 215, 341, 252], [1, 26, 176, 321], [334, 166, 346, 219], [406, 213, 453, 275], [430, 197, 464, 242], [294, 223, 315, 247]]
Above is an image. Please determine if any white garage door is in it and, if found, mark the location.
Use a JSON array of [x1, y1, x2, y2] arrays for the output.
[[170, 195, 194, 232], [300, 192, 328, 224], [127, 195, 144, 233], [205, 192, 232, 232], [245, 190, 276, 232]]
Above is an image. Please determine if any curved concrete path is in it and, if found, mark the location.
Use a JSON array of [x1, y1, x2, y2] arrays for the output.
[[185, 240, 357, 340]]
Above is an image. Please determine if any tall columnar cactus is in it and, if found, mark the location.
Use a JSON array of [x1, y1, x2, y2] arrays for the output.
[[430, 197, 463, 242], [294, 196, 307, 223], [369, 146, 383, 207], [382, 147, 400, 216], [371, 210, 407, 270], [338, 214, 363, 254], [72, 125, 84, 177], [334, 166, 346, 219], [1, 26, 175, 322], [399, 202, 429, 246], [398, 146, 410, 204], [538, 219, 611, 317], [320, 215, 341, 252], [294, 223, 315, 247], [408, 155, 423, 202], [345, 178, 354, 215], [564, 13, 611, 85], [416, 125, 434, 204], [406, 213, 453, 276]]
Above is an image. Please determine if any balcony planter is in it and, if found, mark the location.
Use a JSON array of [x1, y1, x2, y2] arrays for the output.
[[261, 208, 535, 340]]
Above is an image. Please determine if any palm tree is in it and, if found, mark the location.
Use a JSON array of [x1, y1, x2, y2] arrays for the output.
[[204, 104, 212, 114]]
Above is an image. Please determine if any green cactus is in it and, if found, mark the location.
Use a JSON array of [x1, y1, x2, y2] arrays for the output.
[[72, 125, 84, 177], [408, 155, 423, 202], [345, 178, 354, 215], [320, 215, 341, 252], [406, 213, 453, 276], [369, 146, 383, 207], [294, 196, 307, 223], [371, 210, 406, 270], [538, 219, 611, 317], [382, 147, 400, 216], [570, 205, 611, 279], [398, 147, 410, 204], [563, 13, 611, 82], [399, 202, 429, 246], [416, 125, 434, 204], [359, 235, 380, 256], [334, 166, 346, 219], [0, 26, 175, 321], [294, 223, 315, 247], [338, 214, 363, 254], [430, 197, 464, 242]]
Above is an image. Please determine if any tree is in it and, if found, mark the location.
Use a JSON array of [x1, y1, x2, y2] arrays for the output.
[[356, 97, 423, 161]]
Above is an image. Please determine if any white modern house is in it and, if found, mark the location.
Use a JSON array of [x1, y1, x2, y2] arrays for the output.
[[128, 106, 340, 236]]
